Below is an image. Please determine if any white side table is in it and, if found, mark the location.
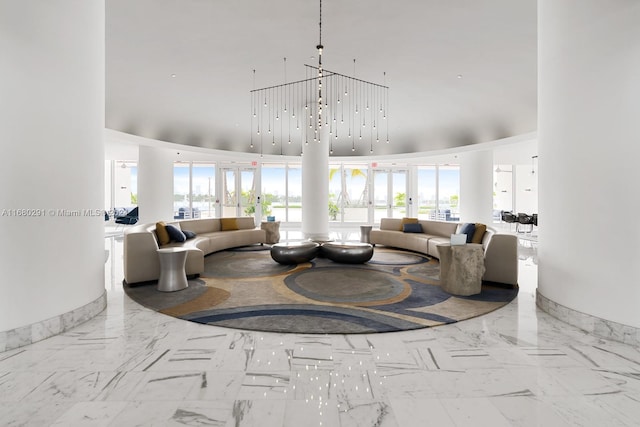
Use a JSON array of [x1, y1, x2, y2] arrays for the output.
[[437, 243, 485, 296], [157, 248, 189, 292]]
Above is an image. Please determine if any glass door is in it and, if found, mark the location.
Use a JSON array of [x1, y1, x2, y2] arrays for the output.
[[222, 168, 237, 217], [373, 170, 390, 223], [239, 168, 256, 216], [391, 170, 408, 218], [373, 169, 407, 222], [221, 167, 257, 218]]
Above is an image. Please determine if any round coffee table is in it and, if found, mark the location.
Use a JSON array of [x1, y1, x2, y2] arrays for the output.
[[270, 241, 320, 265], [321, 242, 374, 264]]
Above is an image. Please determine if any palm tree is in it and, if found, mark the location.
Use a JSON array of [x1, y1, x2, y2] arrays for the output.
[[329, 167, 368, 209]]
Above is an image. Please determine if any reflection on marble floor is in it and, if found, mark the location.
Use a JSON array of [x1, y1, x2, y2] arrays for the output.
[[1, 235, 639, 426]]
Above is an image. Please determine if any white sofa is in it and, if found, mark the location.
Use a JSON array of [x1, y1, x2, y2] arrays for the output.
[[123, 217, 266, 285], [370, 218, 518, 285]]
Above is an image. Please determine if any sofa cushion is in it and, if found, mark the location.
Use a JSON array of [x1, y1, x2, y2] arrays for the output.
[[220, 218, 239, 231], [459, 223, 476, 243], [400, 217, 418, 231], [183, 230, 197, 240], [380, 218, 403, 231], [471, 223, 487, 244], [402, 223, 423, 233], [155, 221, 171, 246], [166, 224, 186, 243]]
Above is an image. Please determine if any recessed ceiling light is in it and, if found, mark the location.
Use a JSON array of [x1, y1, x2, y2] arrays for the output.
[[457, 74, 463, 79], [171, 74, 177, 78]]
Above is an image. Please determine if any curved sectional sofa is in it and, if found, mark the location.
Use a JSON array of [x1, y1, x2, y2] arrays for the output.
[[370, 218, 518, 285], [123, 217, 266, 285]]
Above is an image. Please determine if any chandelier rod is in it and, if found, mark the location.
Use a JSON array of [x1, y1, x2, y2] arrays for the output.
[[304, 64, 389, 89], [249, 72, 336, 93]]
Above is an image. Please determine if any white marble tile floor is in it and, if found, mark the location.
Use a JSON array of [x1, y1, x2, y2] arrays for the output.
[[0, 234, 639, 426]]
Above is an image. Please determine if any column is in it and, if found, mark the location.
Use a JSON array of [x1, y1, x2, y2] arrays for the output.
[[137, 146, 176, 224], [538, 0, 640, 336], [459, 150, 494, 225], [0, 1, 106, 348], [302, 127, 330, 241]]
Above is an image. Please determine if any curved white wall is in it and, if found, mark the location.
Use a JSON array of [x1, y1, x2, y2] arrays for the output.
[[538, 0, 640, 328], [0, 3, 106, 335]]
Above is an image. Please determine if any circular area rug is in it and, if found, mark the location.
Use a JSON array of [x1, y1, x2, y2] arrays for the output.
[[124, 246, 518, 334]]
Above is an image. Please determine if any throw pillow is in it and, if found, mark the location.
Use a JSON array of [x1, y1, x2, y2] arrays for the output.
[[183, 230, 197, 240], [402, 223, 423, 233], [166, 224, 186, 243], [155, 221, 171, 246], [220, 218, 239, 231], [459, 222, 476, 243], [471, 223, 487, 244], [399, 217, 418, 231]]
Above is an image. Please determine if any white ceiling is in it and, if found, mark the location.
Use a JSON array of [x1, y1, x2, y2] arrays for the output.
[[106, 0, 537, 157]]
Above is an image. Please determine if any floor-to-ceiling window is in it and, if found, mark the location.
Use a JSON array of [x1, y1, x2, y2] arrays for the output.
[[192, 162, 215, 218], [173, 162, 191, 218], [173, 162, 216, 219], [329, 163, 369, 223], [261, 163, 287, 220], [417, 165, 437, 220], [437, 165, 460, 221]]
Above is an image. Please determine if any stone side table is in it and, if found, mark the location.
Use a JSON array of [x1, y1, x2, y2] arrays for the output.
[[437, 243, 485, 296], [157, 248, 189, 292], [261, 221, 281, 244]]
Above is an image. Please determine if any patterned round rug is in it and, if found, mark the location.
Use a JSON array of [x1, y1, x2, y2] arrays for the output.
[[124, 246, 518, 334]]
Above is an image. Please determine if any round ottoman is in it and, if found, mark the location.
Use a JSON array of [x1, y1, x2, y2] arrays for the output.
[[270, 241, 320, 265], [321, 242, 374, 264]]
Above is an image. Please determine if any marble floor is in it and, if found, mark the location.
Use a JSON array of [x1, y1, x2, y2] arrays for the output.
[[1, 232, 639, 426]]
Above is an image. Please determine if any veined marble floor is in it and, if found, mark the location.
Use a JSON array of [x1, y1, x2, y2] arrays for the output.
[[1, 233, 639, 426]]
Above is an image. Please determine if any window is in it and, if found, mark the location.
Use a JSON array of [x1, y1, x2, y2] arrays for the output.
[[437, 165, 460, 221], [174, 162, 216, 219], [417, 166, 436, 220]]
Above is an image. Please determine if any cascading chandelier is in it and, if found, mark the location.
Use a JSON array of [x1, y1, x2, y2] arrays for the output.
[[250, 0, 390, 157]]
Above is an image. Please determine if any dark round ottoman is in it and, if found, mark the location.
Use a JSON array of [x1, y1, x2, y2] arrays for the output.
[[321, 242, 374, 264], [270, 241, 320, 265]]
